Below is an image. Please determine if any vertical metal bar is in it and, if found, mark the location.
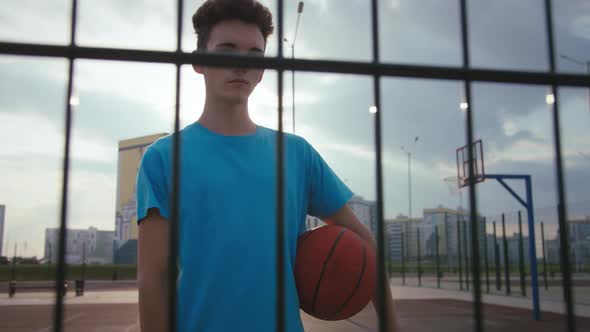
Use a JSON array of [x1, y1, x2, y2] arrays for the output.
[[458, 218, 463, 290], [445, 212, 451, 273], [9, 244, 16, 298], [525, 176, 541, 320], [401, 231, 406, 285], [543, 0, 575, 330], [167, 0, 183, 331], [370, 0, 387, 330], [483, 218, 490, 293], [417, 228, 422, 287], [541, 222, 549, 290], [436, 226, 441, 288], [459, 0, 483, 329], [492, 221, 502, 290], [11, 243, 16, 280], [81, 243, 86, 281], [463, 220, 470, 291], [276, 0, 285, 331], [444, 211, 452, 274], [47, 245, 52, 280], [53, 1, 78, 330], [408, 153, 412, 220], [518, 211, 526, 296], [502, 214, 511, 295]]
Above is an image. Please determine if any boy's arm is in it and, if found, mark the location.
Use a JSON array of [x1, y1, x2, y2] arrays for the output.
[[325, 204, 400, 332], [138, 208, 170, 332]]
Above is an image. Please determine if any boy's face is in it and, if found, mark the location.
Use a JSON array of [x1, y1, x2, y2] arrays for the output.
[[194, 19, 266, 104]]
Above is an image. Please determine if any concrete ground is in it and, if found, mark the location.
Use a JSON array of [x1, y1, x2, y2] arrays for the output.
[[1, 282, 589, 331]]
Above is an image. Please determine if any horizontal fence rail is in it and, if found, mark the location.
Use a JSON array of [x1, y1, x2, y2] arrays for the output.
[[0, 42, 588, 87]]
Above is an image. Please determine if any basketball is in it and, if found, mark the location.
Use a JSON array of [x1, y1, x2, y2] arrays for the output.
[[295, 225, 377, 321]]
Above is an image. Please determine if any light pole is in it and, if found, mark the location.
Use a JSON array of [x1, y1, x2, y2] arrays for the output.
[[283, 1, 304, 134], [560, 54, 590, 114], [400, 136, 419, 220]]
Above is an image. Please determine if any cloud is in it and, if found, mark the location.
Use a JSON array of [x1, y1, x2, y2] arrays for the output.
[[0, 0, 70, 45], [0, 110, 119, 257], [571, 15, 590, 41]]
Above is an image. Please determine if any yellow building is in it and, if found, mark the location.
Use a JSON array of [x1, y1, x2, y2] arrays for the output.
[[115, 133, 167, 253]]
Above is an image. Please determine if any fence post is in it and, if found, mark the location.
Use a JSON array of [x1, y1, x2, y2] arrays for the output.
[[445, 212, 451, 273], [436, 226, 441, 288], [494, 221, 501, 291], [483, 217, 490, 293], [401, 231, 406, 286], [463, 220, 470, 291], [493, 221, 502, 290], [457, 217, 463, 290], [541, 222, 549, 290], [9, 244, 17, 298], [417, 227, 422, 287], [518, 211, 526, 296], [502, 214, 511, 295]]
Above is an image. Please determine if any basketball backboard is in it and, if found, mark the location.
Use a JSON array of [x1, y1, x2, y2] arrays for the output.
[[456, 139, 485, 188]]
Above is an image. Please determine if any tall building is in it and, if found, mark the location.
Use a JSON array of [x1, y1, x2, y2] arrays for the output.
[[44, 227, 115, 264], [422, 207, 467, 267], [569, 218, 590, 268], [384, 216, 414, 262], [569, 218, 590, 242], [114, 133, 167, 264], [0, 205, 5, 256]]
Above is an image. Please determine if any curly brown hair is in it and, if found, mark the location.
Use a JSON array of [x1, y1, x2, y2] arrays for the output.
[[192, 0, 274, 51]]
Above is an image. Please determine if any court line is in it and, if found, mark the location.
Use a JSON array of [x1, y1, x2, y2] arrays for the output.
[[344, 318, 374, 331], [36, 313, 86, 332], [124, 320, 140, 332]]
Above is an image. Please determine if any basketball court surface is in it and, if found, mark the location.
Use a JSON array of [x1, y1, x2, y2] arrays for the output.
[[1, 284, 588, 332]]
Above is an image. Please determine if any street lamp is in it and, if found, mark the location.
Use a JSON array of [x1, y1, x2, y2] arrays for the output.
[[284, 1, 304, 134], [400, 136, 419, 220], [560, 54, 590, 114]]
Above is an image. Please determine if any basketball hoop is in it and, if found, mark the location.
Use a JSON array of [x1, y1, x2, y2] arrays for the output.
[[443, 176, 463, 196]]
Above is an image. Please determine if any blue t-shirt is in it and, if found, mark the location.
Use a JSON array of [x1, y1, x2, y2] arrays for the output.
[[136, 122, 353, 332]]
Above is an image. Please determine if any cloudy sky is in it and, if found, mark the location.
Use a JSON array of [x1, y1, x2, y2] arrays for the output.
[[0, 0, 589, 258]]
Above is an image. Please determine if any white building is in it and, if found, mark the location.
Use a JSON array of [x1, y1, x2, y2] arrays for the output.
[[387, 215, 422, 261], [385, 216, 413, 262], [45, 227, 115, 264]]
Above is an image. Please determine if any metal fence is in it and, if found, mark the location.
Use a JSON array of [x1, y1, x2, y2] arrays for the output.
[[0, 0, 588, 331]]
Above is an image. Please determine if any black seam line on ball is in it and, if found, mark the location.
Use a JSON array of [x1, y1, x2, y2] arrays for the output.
[[331, 244, 367, 318], [311, 228, 347, 316], [298, 229, 316, 248]]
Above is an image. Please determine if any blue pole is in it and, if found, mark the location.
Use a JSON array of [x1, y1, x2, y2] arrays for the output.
[[525, 176, 541, 321]]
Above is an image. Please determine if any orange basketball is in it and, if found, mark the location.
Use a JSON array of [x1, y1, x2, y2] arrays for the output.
[[295, 225, 376, 321]]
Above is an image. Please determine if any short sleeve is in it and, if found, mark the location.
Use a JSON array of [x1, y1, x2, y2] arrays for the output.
[[306, 141, 353, 218], [136, 146, 170, 223]]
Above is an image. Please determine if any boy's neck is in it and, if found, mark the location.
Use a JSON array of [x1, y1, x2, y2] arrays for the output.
[[197, 97, 256, 136]]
